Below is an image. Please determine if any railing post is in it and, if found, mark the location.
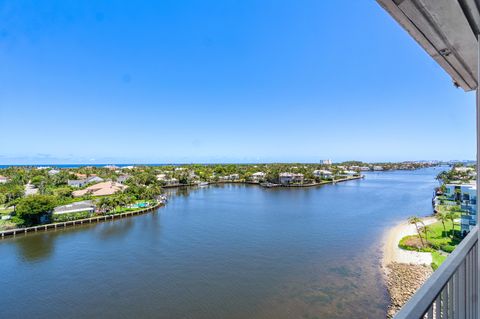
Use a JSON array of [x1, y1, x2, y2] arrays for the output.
[[477, 33, 480, 319]]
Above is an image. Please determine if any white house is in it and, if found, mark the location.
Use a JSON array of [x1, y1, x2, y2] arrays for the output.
[[117, 175, 130, 183], [0, 175, 8, 183], [156, 173, 167, 181], [313, 170, 332, 179], [321, 159, 332, 165], [67, 176, 104, 188], [53, 200, 95, 215], [220, 174, 240, 181], [48, 169, 60, 175], [342, 170, 357, 176], [373, 166, 384, 171], [251, 172, 266, 182], [279, 173, 304, 185]]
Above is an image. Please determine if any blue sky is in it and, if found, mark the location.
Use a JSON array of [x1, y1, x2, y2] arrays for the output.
[[0, 0, 476, 164]]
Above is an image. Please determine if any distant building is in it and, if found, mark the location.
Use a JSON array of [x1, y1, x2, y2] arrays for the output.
[[165, 178, 179, 186], [48, 169, 60, 175], [454, 166, 475, 173], [0, 175, 8, 184], [373, 166, 384, 171], [117, 175, 130, 183], [25, 184, 39, 196], [321, 159, 332, 165], [359, 166, 371, 171], [313, 170, 332, 179], [445, 182, 478, 235], [342, 170, 357, 176], [104, 165, 119, 170], [279, 173, 304, 185], [220, 174, 240, 181], [68, 176, 104, 188], [72, 181, 127, 197], [251, 172, 266, 182], [156, 174, 167, 181], [53, 200, 95, 215]]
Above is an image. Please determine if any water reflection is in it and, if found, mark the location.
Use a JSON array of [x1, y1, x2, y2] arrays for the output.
[[14, 233, 56, 262]]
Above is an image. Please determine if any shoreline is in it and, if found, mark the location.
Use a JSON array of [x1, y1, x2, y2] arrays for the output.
[[382, 216, 437, 270], [382, 216, 436, 317]]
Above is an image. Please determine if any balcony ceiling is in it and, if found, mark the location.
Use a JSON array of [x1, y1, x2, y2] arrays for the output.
[[376, 0, 479, 91]]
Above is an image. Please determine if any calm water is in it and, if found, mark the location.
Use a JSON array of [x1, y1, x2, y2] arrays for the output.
[[0, 168, 442, 319]]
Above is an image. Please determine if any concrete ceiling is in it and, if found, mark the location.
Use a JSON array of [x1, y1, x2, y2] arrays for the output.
[[376, 0, 479, 91]]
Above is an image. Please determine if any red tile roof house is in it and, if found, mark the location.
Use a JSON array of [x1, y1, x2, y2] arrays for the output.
[[72, 182, 128, 197]]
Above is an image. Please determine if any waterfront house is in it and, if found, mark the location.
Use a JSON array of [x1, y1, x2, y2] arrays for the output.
[[219, 174, 240, 181], [342, 170, 357, 176], [313, 170, 332, 179], [251, 172, 266, 182], [359, 166, 371, 171], [53, 200, 95, 215], [279, 173, 304, 185], [165, 178, 179, 186], [373, 166, 384, 171], [0, 175, 8, 183], [156, 173, 167, 181], [72, 181, 127, 197]]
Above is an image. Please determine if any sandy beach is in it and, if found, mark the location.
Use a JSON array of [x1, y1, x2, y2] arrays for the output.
[[382, 216, 437, 269], [383, 216, 437, 317]]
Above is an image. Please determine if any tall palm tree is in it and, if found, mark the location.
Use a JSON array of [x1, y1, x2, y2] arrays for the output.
[[436, 211, 448, 237], [446, 211, 456, 237], [408, 216, 425, 247]]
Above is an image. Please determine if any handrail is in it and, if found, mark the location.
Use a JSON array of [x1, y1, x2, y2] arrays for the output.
[[394, 226, 479, 318]]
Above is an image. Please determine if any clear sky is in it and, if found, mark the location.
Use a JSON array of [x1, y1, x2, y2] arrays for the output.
[[0, 0, 476, 164]]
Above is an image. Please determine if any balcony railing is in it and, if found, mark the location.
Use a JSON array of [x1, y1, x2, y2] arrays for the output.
[[394, 226, 478, 319]]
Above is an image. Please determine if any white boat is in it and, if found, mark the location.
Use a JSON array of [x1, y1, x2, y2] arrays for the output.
[[198, 182, 209, 187]]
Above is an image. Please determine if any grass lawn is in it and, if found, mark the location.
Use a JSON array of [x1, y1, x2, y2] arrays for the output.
[[0, 207, 14, 216], [431, 251, 447, 270], [426, 221, 461, 252], [399, 219, 463, 270]]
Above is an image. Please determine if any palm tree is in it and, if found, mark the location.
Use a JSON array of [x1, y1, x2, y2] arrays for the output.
[[408, 216, 425, 247], [446, 211, 456, 237], [436, 211, 448, 237], [422, 222, 430, 243]]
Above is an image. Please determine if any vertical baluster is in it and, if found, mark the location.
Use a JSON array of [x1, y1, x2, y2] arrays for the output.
[[474, 244, 478, 316], [427, 304, 434, 319], [459, 259, 466, 319], [454, 270, 460, 319], [467, 251, 471, 319], [442, 285, 449, 318], [435, 294, 442, 319], [449, 278, 454, 318]]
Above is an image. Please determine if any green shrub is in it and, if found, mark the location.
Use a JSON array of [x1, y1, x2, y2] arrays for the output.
[[52, 210, 92, 222], [440, 244, 456, 253]]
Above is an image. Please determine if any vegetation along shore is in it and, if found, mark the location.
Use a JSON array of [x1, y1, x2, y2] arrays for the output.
[[0, 161, 437, 234]]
